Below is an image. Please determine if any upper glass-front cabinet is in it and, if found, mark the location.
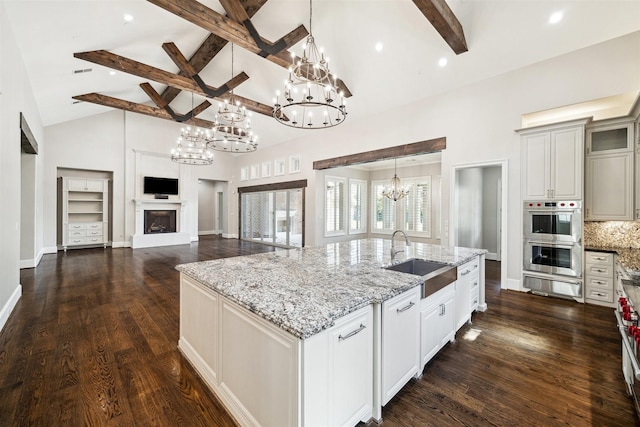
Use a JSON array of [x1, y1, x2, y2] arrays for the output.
[[586, 119, 634, 154]]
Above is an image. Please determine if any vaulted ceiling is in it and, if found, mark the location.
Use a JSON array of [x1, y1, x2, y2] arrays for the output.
[[5, 0, 640, 149]]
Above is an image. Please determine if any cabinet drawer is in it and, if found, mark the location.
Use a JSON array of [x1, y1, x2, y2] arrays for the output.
[[68, 223, 87, 230], [86, 237, 104, 244], [585, 288, 613, 303], [585, 276, 614, 290], [470, 287, 480, 311], [68, 237, 87, 245], [458, 258, 480, 280], [86, 222, 103, 231], [585, 264, 613, 277], [585, 252, 614, 266], [68, 229, 86, 238], [86, 230, 102, 237]]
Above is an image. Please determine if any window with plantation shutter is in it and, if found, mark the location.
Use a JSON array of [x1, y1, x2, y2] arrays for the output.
[[403, 177, 431, 237], [372, 181, 396, 233], [325, 176, 346, 236], [349, 179, 367, 234]]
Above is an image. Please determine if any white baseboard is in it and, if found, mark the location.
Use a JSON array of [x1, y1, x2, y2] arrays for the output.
[[111, 240, 129, 248], [191, 236, 199, 242], [222, 233, 239, 239], [20, 247, 45, 269], [0, 284, 22, 334], [198, 230, 222, 236], [506, 277, 522, 291], [43, 246, 58, 254]]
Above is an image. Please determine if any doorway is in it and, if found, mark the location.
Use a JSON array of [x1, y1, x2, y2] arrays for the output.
[[452, 160, 507, 289], [198, 179, 226, 236]]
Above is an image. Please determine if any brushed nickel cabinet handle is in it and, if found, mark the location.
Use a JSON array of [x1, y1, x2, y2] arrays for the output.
[[397, 301, 416, 313], [338, 324, 366, 341]]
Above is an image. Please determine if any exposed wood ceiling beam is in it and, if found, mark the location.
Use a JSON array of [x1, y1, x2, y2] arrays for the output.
[[313, 137, 447, 170], [73, 49, 274, 118], [412, 0, 468, 55], [162, 42, 249, 98], [147, 0, 352, 97], [160, 0, 269, 104], [140, 82, 211, 122], [72, 93, 216, 129]]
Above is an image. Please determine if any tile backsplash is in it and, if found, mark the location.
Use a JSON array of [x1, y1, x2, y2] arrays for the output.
[[584, 221, 640, 248]]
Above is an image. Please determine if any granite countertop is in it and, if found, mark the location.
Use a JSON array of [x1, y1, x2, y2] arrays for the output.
[[585, 245, 640, 281], [176, 238, 486, 339]]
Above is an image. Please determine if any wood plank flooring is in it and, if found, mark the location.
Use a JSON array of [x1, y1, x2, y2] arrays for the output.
[[0, 237, 637, 426]]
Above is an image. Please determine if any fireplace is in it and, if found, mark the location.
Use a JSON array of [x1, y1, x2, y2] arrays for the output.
[[133, 199, 190, 249], [144, 210, 177, 234]]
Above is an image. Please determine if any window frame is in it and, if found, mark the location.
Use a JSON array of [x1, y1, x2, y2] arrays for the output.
[[324, 175, 347, 237], [348, 178, 367, 234]]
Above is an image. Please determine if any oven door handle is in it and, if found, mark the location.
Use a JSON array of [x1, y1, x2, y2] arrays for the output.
[[525, 240, 577, 249], [615, 310, 640, 381]]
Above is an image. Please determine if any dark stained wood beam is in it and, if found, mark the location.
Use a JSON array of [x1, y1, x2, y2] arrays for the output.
[[147, 0, 352, 97], [72, 93, 216, 129], [160, 0, 270, 104], [74, 50, 274, 118], [140, 82, 211, 122], [312, 137, 446, 170], [412, 0, 467, 55], [219, 0, 250, 23], [162, 42, 250, 97]]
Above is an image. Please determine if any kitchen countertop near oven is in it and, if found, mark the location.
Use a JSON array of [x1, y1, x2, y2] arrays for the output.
[[176, 238, 486, 339]]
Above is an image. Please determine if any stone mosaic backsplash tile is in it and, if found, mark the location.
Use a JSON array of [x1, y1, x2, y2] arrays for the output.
[[584, 221, 640, 248]]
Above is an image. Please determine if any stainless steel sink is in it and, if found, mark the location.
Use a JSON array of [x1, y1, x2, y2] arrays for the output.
[[385, 259, 449, 276], [384, 258, 457, 298]]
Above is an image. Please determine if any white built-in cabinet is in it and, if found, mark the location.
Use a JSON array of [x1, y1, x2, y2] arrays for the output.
[[420, 283, 455, 369], [518, 118, 589, 201], [58, 177, 109, 250], [179, 274, 374, 427], [584, 251, 615, 307], [381, 286, 421, 406], [455, 256, 480, 330], [585, 118, 635, 220]]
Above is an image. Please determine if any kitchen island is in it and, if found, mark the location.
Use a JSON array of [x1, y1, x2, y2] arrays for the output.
[[176, 238, 486, 427]]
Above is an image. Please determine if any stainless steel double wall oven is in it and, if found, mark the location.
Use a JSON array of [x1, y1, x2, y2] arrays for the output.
[[523, 201, 583, 299]]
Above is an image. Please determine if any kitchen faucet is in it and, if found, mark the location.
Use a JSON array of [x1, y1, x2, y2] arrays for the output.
[[390, 230, 411, 261]]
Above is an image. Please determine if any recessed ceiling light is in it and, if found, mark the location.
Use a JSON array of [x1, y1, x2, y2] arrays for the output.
[[124, 14, 134, 22], [438, 58, 448, 67], [109, 71, 116, 76], [549, 11, 563, 24], [375, 42, 383, 52]]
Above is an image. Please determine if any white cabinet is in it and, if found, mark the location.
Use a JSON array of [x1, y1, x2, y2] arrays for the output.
[[585, 153, 634, 220], [455, 256, 480, 331], [518, 118, 589, 201], [381, 286, 420, 406], [58, 177, 109, 250], [305, 305, 374, 427], [179, 274, 374, 427], [420, 283, 455, 369], [585, 118, 635, 220], [584, 251, 615, 307]]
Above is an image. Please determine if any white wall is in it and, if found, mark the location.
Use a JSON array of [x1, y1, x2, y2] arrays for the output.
[[43, 112, 238, 247], [0, 2, 44, 330]]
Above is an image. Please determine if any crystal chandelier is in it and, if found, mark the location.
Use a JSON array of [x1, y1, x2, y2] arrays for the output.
[[272, 0, 346, 129], [208, 44, 258, 152], [171, 126, 214, 165], [382, 159, 409, 201]]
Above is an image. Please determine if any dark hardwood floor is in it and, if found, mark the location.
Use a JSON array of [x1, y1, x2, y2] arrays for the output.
[[1, 237, 637, 426]]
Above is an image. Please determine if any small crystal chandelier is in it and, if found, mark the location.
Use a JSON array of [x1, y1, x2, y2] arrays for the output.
[[208, 44, 258, 152], [272, 0, 346, 129], [170, 126, 214, 165], [382, 159, 409, 201]]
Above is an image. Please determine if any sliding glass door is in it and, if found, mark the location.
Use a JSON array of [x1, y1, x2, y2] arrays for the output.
[[240, 182, 305, 248]]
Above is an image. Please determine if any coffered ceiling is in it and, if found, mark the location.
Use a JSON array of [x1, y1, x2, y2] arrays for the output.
[[4, 0, 640, 149]]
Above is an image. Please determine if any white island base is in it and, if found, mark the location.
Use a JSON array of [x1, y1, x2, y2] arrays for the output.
[[179, 274, 375, 427]]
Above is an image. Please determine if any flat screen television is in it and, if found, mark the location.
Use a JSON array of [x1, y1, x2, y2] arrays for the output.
[[143, 176, 179, 195]]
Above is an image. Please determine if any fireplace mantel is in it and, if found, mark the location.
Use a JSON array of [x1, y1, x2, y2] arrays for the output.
[[131, 199, 190, 249]]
